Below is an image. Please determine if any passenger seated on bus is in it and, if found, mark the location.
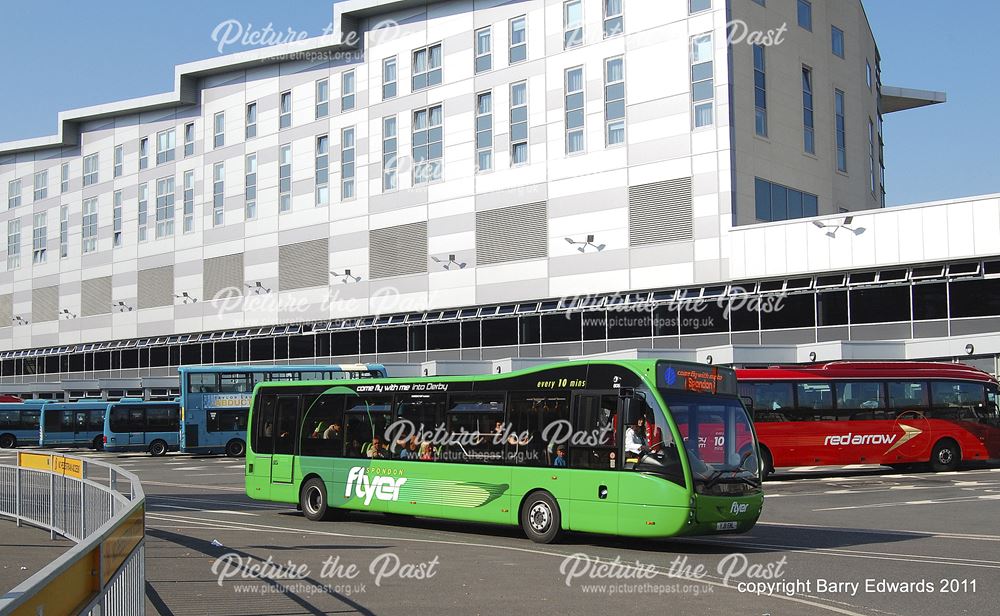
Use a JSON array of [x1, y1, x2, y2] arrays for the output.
[[418, 441, 434, 461], [323, 422, 341, 440], [400, 441, 419, 460], [553, 445, 567, 467], [310, 421, 326, 439], [366, 436, 387, 459]]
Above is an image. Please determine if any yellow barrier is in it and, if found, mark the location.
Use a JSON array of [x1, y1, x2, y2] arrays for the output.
[[17, 452, 84, 479]]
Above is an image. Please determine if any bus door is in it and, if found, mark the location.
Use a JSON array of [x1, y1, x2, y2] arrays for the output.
[[128, 407, 147, 446], [567, 393, 619, 534], [75, 411, 90, 441], [271, 396, 300, 484]]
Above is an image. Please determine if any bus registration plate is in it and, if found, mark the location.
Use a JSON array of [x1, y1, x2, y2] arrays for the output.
[[715, 521, 739, 531]]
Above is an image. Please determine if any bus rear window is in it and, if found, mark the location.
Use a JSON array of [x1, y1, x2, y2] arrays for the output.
[[189, 373, 217, 393]]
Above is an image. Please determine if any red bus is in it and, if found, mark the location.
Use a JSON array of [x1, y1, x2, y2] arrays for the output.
[[737, 362, 1000, 477]]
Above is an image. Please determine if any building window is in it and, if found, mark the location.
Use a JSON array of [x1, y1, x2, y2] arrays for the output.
[[691, 34, 714, 128], [341, 71, 355, 112], [315, 134, 329, 206], [113, 190, 122, 247], [835, 89, 847, 172], [212, 163, 224, 227], [755, 177, 818, 222], [382, 56, 397, 100], [868, 118, 877, 196], [183, 170, 194, 233], [246, 101, 258, 138], [475, 27, 492, 73], [341, 127, 355, 200], [315, 79, 329, 119], [279, 145, 292, 213], [245, 154, 257, 220], [866, 60, 873, 90], [83, 154, 99, 186], [565, 67, 585, 154], [412, 105, 443, 185], [82, 197, 98, 253], [139, 137, 149, 169], [213, 112, 225, 148], [113, 145, 123, 178], [59, 206, 68, 258], [33, 170, 47, 201], [753, 44, 767, 137], [412, 44, 442, 91], [802, 66, 815, 154], [604, 0, 623, 38], [797, 0, 812, 31], [156, 129, 176, 165], [475, 92, 493, 173], [155, 177, 175, 238], [279, 91, 292, 129], [832, 26, 845, 58], [60, 163, 69, 193], [509, 16, 527, 64], [510, 82, 528, 165], [564, 0, 584, 49], [138, 183, 149, 241], [7, 179, 20, 209], [382, 117, 397, 192], [32, 212, 46, 264], [184, 122, 195, 156], [605, 57, 626, 146], [7, 219, 20, 270], [690, 0, 711, 13]]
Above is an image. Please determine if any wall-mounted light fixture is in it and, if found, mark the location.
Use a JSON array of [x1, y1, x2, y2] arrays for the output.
[[565, 234, 606, 253], [808, 351, 817, 362], [966, 343, 975, 355], [245, 282, 271, 295], [174, 292, 198, 304], [431, 254, 467, 270], [705, 354, 713, 365], [812, 216, 865, 238], [59, 309, 77, 320], [331, 269, 362, 284], [11, 316, 29, 325], [113, 301, 134, 313]]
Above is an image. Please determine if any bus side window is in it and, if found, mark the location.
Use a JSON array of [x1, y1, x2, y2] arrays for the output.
[[253, 394, 278, 454], [273, 397, 300, 455], [344, 395, 393, 459], [444, 394, 505, 464], [300, 394, 346, 457], [508, 391, 570, 467], [395, 394, 446, 459], [568, 394, 617, 469]]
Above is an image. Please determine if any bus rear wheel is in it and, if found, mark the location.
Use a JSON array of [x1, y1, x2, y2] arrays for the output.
[[0, 434, 15, 449], [760, 447, 774, 481], [225, 439, 246, 458], [520, 491, 562, 544], [301, 477, 335, 521], [92, 435, 104, 451], [930, 439, 960, 472], [148, 440, 168, 457]]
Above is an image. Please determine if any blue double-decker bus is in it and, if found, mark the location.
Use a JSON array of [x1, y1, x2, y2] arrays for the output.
[[178, 364, 388, 456], [0, 400, 47, 448], [103, 399, 181, 456], [39, 401, 109, 449]]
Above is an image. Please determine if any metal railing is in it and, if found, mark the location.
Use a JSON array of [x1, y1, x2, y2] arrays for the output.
[[0, 450, 145, 615]]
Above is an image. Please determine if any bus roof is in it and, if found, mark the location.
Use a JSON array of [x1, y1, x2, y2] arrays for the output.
[[42, 401, 110, 410], [177, 363, 386, 374], [737, 361, 997, 384]]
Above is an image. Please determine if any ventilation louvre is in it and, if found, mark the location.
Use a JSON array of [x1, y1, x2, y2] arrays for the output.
[[0, 295, 11, 326], [81, 277, 112, 317], [137, 266, 174, 309], [476, 201, 547, 266], [32, 286, 59, 323], [628, 177, 693, 246], [370, 221, 428, 279], [279, 238, 329, 291], [204, 253, 244, 301]]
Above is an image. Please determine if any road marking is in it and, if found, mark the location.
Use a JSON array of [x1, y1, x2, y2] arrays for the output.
[[141, 480, 244, 492], [148, 494, 286, 510], [152, 504, 258, 516], [760, 521, 1000, 541], [815, 493, 999, 511], [146, 511, 871, 616], [171, 466, 208, 471]]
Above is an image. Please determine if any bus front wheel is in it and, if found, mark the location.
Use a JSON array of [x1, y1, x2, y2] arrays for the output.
[[225, 439, 246, 458], [0, 434, 15, 449], [760, 447, 774, 481], [301, 477, 335, 521], [148, 440, 168, 457], [520, 491, 562, 544], [930, 439, 960, 472]]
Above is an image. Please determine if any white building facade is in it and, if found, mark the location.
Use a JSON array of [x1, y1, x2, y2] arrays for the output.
[[2, 0, 992, 397]]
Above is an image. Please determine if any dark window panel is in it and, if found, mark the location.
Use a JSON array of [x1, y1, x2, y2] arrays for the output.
[[137, 349, 149, 369], [427, 323, 460, 350], [582, 310, 607, 340], [169, 346, 181, 366], [849, 286, 909, 324], [85, 354, 94, 372], [680, 300, 728, 334], [761, 292, 815, 330], [251, 338, 274, 361], [461, 321, 480, 348], [482, 317, 518, 347], [215, 341, 236, 363], [377, 327, 408, 353], [817, 290, 848, 326], [92, 352, 110, 371], [316, 332, 331, 357], [332, 331, 360, 356], [608, 309, 651, 339], [360, 329, 376, 354], [520, 315, 540, 344], [541, 312, 581, 343], [121, 350, 138, 369], [950, 279, 1000, 318], [150, 347, 169, 367], [913, 283, 947, 320], [653, 305, 677, 337], [408, 325, 426, 351], [274, 336, 288, 359], [237, 340, 250, 362], [201, 343, 214, 364], [289, 335, 315, 358], [181, 344, 201, 365]]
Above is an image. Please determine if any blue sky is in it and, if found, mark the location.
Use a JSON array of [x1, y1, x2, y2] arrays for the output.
[[0, 1, 995, 206]]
